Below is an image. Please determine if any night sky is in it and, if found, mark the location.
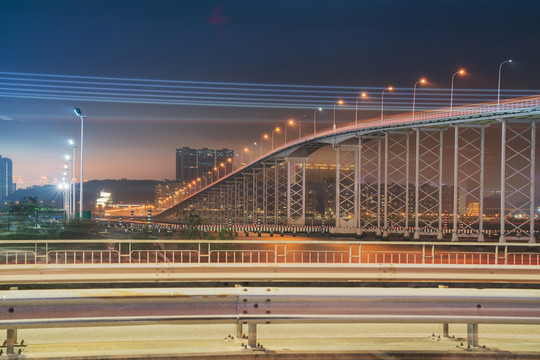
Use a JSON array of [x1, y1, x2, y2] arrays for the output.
[[1, 0, 539, 183]]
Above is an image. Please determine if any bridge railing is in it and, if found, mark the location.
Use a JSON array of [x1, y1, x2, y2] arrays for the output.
[[1, 239, 539, 266]]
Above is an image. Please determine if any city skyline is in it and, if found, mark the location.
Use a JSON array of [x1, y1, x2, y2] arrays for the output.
[[1, 0, 540, 182]]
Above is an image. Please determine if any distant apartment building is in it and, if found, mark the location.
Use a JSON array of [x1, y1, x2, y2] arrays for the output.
[[175, 147, 234, 184], [0, 155, 13, 199]]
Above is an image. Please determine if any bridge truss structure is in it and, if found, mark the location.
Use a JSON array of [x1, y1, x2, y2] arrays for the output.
[[156, 97, 540, 243]]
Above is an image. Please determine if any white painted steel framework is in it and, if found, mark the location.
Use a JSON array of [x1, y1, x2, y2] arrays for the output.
[[383, 132, 410, 238], [500, 120, 536, 243], [358, 136, 383, 235], [452, 126, 485, 241], [414, 128, 444, 240], [335, 145, 358, 231], [155, 97, 540, 242], [286, 157, 307, 226]]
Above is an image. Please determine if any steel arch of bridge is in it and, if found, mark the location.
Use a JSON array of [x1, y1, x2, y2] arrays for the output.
[[156, 97, 540, 243]]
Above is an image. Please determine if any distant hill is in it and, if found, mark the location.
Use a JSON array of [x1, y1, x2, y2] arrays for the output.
[[2, 179, 161, 208]]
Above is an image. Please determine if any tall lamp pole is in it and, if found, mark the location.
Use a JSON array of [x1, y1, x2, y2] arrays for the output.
[[74, 108, 85, 219], [450, 69, 466, 112], [497, 59, 512, 111], [271, 127, 280, 151], [284, 120, 294, 144], [333, 99, 344, 132], [260, 134, 269, 156], [412, 78, 426, 122], [355, 92, 367, 125], [313, 107, 322, 135], [380, 87, 394, 126], [296, 114, 307, 139]]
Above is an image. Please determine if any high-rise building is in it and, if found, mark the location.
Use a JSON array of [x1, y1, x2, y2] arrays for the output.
[[175, 147, 197, 183], [176, 147, 234, 184], [0, 155, 13, 199]]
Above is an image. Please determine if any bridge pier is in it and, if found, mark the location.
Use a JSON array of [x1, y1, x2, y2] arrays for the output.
[[286, 157, 307, 226], [334, 144, 358, 233]]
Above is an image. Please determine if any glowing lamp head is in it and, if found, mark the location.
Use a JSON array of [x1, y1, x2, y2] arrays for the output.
[[244, 147, 248, 152], [419, 78, 426, 84], [227, 158, 232, 163], [263, 134, 269, 139], [361, 92, 367, 98], [458, 69, 466, 75], [508, 59, 513, 63], [337, 99, 344, 105], [68, 139, 74, 145], [318, 107, 323, 111], [288, 119, 294, 125], [388, 86, 394, 91], [275, 127, 281, 132]]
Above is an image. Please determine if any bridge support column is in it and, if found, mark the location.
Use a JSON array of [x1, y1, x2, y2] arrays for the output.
[[286, 157, 307, 226], [414, 128, 444, 240], [358, 136, 383, 236], [264, 163, 276, 225], [275, 161, 287, 226], [334, 144, 358, 233], [500, 120, 536, 243], [383, 132, 410, 239], [452, 125, 486, 242]]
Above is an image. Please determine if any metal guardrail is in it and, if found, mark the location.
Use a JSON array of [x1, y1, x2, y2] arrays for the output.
[[0, 239, 539, 266], [1, 286, 540, 353]]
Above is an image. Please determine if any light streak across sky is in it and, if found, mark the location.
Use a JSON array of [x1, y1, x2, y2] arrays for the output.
[[0, 72, 538, 112]]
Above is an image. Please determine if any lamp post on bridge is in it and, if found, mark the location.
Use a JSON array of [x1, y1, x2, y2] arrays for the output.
[[284, 119, 294, 144], [412, 78, 426, 122], [313, 107, 322, 135], [271, 127, 280, 151], [333, 99, 344, 132], [497, 59, 512, 111], [450, 69, 466, 112], [260, 134, 269, 156], [295, 114, 307, 139], [355, 92, 367, 126], [380, 86, 393, 126]]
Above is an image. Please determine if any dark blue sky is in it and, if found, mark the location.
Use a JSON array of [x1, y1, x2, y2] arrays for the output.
[[1, 0, 539, 181]]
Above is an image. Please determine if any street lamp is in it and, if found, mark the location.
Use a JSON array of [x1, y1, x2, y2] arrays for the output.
[[219, 162, 225, 178], [284, 119, 294, 144], [497, 59, 512, 111], [450, 69, 466, 112], [296, 114, 307, 139], [380, 86, 394, 126], [412, 78, 426, 122], [313, 107, 322, 134], [240, 147, 249, 166], [68, 139, 76, 218], [355, 92, 367, 126], [271, 127, 281, 150], [333, 99, 344, 132], [260, 134, 269, 156], [73, 107, 85, 219]]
